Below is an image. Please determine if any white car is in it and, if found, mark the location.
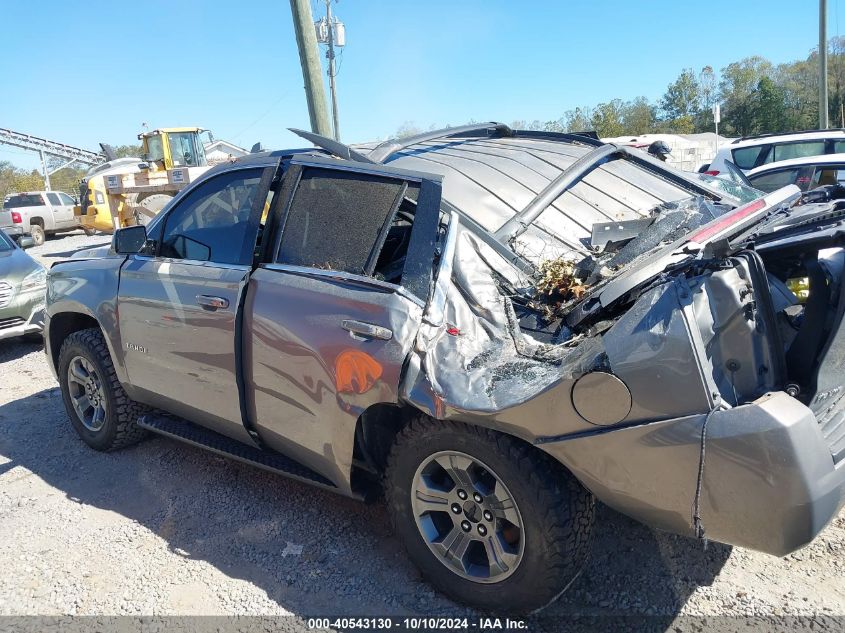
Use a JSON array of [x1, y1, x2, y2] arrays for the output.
[[707, 129, 845, 175], [745, 153, 845, 193]]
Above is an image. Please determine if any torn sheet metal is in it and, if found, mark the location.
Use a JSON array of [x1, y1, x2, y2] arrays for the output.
[[402, 218, 604, 415]]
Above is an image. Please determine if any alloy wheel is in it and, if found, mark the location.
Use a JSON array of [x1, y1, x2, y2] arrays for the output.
[[66, 355, 108, 432], [411, 450, 525, 583]]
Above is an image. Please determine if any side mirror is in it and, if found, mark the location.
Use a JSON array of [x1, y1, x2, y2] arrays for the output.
[[18, 236, 35, 250], [113, 225, 147, 254]]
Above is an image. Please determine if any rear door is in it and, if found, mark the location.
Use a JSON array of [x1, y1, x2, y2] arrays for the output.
[[45, 192, 73, 228], [245, 158, 442, 489], [117, 164, 277, 443]]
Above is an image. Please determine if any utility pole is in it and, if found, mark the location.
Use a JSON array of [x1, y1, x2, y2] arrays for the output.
[[820, 0, 830, 129], [325, 0, 341, 140], [289, 0, 331, 137]]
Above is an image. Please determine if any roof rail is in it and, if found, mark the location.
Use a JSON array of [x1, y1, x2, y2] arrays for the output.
[[368, 122, 515, 163], [288, 128, 376, 164], [512, 129, 604, 147], [493, 143, 727, 245], [732, 128, 845, 144]]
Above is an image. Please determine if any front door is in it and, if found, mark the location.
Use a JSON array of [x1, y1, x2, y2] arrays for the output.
[[117, 166, 274, 443]]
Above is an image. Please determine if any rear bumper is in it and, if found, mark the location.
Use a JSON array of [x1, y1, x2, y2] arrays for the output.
[[543, 392, 845, 556], [0, 292, 45, 341], [1, 225, 25, 238]]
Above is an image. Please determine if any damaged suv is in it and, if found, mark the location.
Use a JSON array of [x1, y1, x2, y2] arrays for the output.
[[44, 123, 845, 612]]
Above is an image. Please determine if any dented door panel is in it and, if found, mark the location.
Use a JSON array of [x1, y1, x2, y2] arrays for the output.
[[245, 266, 423, 493]]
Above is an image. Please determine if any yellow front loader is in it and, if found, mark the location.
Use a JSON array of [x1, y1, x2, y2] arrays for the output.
[[75, 127, 212, 233]]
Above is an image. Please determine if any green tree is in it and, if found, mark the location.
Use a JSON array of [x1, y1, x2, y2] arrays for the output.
[[754, 77, 789, 133], [718, 56, 774, 135], [561, 107, 593, 133], [590, 100, 626, 137], [621, 97, 656, 134], [661, 68, 701, 119]]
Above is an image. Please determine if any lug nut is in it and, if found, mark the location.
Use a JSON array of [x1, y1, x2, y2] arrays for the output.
[[451, 503, 462, 514], [461, 520, 471, 532], [473, 492, 483, 503], [483, 510, 493, 521], [477, 524, 487, 536], [457, 489, 467, 500]]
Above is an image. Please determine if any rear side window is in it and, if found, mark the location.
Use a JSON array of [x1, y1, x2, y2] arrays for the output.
[[748, 168, 800, 193], [732, 146, 767, 170], [277, 168, 409, 276], [58, 193, 75, 205], [772, 141, 826, 162], [46, 193, 61, 206], [811, 167, 845, 188], [3, 194, 43, 208]]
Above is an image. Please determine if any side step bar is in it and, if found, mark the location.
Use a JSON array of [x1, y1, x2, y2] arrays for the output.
[[137, 413, 337, 490]]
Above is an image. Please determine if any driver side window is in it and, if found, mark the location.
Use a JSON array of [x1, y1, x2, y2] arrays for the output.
[[159, 168, 264, 265]]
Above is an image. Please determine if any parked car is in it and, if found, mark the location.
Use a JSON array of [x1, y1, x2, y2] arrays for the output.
[[0, 230, 45, 341], [44, 124, 845, 612], [707, 129, 845, 175], [745, 153, 845, 193], [1, 190, 90, 246]]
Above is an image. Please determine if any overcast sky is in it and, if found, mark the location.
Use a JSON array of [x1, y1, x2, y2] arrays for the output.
[[0, 0, 836, 169]]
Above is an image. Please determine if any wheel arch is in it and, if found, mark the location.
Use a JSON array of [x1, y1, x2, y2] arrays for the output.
[[47, 310, 102, 373]]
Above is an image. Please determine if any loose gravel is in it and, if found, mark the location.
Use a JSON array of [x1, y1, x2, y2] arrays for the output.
[[0, 232, 844, 628]]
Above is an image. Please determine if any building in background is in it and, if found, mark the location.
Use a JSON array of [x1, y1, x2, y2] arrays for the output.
[[602, 133, 733, 172], [204, 139, 249, 165]]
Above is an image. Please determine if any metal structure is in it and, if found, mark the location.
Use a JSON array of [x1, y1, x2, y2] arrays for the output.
[[0, 128, 105, 191], [821, 0, 830, 129]]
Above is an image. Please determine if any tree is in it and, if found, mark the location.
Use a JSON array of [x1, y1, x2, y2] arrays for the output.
[[754, 76, 789, 133], [718, 56, 774, 135], [590, 100, 626, 137], [111, 144, 144, 158], [661, 68, 701, 120], [621, 97, 656, 134], [561, 107, 593, 133]]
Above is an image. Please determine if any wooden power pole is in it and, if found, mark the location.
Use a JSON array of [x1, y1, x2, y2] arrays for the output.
[[820, 0, 830, 129], [289, 0, 332, 137]]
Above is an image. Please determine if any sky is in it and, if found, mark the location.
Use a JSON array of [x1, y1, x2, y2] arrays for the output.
[[0, 0, 840, 170]]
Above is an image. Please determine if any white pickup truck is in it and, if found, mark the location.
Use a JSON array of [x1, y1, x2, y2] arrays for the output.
[[0, 191, 89, 245]]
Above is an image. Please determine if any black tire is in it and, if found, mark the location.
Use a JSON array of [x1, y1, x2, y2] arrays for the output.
[[29, 224, 45, 246], [58, 328, 149, 451], [385, 415, 595, 613]]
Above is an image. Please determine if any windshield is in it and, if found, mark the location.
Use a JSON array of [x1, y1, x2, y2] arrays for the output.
[[4, 194, 43, 208], [146, 135, 165, 162], [695, 173, 763, 204], [0, 230, 14, 251]]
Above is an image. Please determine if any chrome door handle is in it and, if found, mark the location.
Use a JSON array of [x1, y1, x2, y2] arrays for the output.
[[196, 295, 229, 310], [341, 319, 393, 340]]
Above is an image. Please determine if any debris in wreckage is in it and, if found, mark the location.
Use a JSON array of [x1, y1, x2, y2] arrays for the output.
[[535, 258, 588, 304]]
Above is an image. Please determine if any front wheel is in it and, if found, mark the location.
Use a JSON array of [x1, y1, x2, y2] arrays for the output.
[[385, 416, 595, 613], [58, 328, 149, 451]]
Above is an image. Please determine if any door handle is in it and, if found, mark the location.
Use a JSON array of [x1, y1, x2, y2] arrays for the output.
[[341, 319, 393, 340], [196, 295, 229, 310]]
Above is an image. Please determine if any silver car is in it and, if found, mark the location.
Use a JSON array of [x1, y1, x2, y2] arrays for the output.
[[0, 230, 45, 341], [44, 124, 845, 612]]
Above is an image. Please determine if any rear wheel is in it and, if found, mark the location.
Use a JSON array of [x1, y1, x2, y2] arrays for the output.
[[385, 416, 595, 613], [58, 328, 149, 451], [29, 224, 45, 246], [134, 193, 173, 226]]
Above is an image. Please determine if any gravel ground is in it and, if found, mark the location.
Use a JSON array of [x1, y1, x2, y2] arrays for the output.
[[1, 232, 844, 629]]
